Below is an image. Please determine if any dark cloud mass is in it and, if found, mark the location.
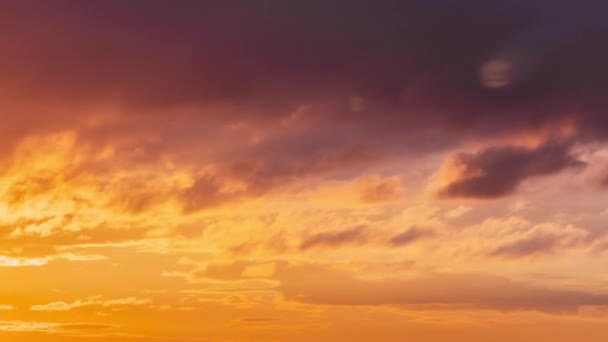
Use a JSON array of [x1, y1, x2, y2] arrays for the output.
[[0, 0, 606, 196], [439, 141, 585, 198], [0, 1, 607, 134]]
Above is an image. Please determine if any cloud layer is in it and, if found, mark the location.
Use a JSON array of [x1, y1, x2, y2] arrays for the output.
[[0, 2, 608, 341]]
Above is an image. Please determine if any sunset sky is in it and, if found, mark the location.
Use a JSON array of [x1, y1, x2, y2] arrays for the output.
[[1, 1, 608, 341]]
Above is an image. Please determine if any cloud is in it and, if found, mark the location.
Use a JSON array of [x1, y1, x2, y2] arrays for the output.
[[57, 324, 117, 330], [444, 206, 472, 219], [29, 302, 73, 312], [30, 297, 150, 311], [388, 227, 435, 247], [299, 226, 368, 251], [277, 264, 608, 313], [0, 305, 14, 311], [101, 297, 151, 307], [0, 1, 605, 154], [355, 175, 403, 204], [490, 233, 561, 258], [0, 255, 48, 267], [452, 217, 593, 259], [0, 320, 116, 333], [0, 2, 608, 340], [179, 175, 234, 213], [489, 225, 587, 258], [0, 253, 106, 267], [600, 169, 608, 188], [0, 3, 602, 243], [438, 141, 585, 199]]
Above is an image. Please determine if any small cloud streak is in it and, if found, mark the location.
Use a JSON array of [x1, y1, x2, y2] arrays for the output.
[[0, 320, 116, 333], [0, 255, 48, 267], [0, 253, 106, 267], [299, 226, 368, 251], [489, 225, 587, 258], [30, 297, 151, 311], [388, 227, 435, 247]]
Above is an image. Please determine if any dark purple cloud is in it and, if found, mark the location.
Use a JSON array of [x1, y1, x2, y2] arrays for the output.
[[0, 1, 605, 127], [0, 0, 606, 196], [439, 141, 585, 198]]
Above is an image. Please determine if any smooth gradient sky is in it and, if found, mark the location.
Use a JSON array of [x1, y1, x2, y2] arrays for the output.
[[1, 1, 608, 341]]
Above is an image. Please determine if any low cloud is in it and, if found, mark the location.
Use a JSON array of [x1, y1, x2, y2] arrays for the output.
[[0, 320, 116, 333], [0, 253, 106, 267], [30, 297, 150, 311], [277, 264, 608, 313]]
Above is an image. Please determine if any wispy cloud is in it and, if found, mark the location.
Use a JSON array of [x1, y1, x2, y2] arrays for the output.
[[30, 297, 151, 311], [0, 320, 117, 333]]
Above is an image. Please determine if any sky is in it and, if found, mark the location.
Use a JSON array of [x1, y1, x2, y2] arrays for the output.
[[1, 1, 608, 341]]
